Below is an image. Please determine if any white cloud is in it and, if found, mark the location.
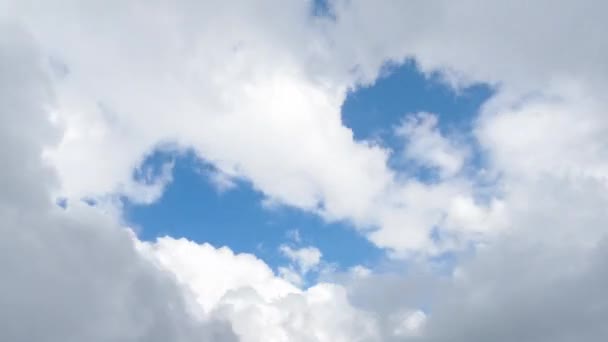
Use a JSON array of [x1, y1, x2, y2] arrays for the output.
[[396, 112, 468, 178], [5, 0, 499, 254], [138, 237, 299, 314], [206, 168, 238, 193], [277, 244, 323, 286], [326, 0, 608, 93], [140, 237, 383, 342], [0, 28, 236, 342], [278, 266, 304, 287], [4, 1, 608, 341], [280, 245, 322, 274], [477, 91, 608, 184], [0, 29, 381, 342], [348, 265, 372, 279], [3, 0, 608, 257]]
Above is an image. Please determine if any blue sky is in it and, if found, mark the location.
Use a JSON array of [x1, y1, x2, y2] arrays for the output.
[[125, 61, 492, 273]]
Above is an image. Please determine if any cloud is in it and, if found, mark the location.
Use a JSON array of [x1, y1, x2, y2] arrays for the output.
[[4, 0, 607, 257], [0, 24, 236, 342], [390, 310, 426, 338], [276, 244, 323, 286], [418, 206, 608, 341], [326, 0, 608, 92], [395, 112, 468, 178], [280, 245, 322, 274], [140, 237, 383, 341], [0, 29, 381, 342], [137, 237, 299, 314], [4, 1, 608, 341], [6, 0, 497, 254], [213, 283, 381, 342]]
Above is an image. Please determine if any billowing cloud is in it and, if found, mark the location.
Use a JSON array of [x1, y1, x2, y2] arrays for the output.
[[396, 112, 468, 178], [5, 0, 501, 254], [3, 1, 608, 341], [140, 237, 381, 342], [0, 24, 236, 342], [280, 245, 322, 274]]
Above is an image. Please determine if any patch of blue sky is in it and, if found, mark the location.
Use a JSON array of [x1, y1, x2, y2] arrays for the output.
[[343, 60, 493, 182], [123, 61, 492, 274], [343, 60, 492, 142], [311, 0, 332, 18], [124, 150, 383, 271]]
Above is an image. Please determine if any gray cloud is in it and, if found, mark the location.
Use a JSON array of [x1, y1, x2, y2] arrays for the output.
[[419, 239, 608, 341], [336, 175, 608, 341], [0, 24, 237, 342]]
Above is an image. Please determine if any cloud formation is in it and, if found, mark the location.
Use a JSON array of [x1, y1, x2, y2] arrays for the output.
[[0, 24, 236, 342], [6, 0, 500, 253], [2, 1, 608, 341]]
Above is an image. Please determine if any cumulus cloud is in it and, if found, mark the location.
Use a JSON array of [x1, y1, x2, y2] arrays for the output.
[[3, 1, 608, 341], [2, 0, 606, 256], [140, 237, 382, 342], [326, 0, 608, 92], [396, 112, 468, 178], [280, 245, 322, 274], [0, 23, 236, 342], [277, 244, 323, 285], [5, 0, 497, 254], [137, 237, 299, 314]]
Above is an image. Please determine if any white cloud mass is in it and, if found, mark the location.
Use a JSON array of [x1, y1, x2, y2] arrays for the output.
[[2, 0, 608, 341], [0, 27, 236, 342]]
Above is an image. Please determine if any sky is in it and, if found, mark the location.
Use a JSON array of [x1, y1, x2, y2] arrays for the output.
[[124, 61, 491, 276], [2, 1, 608, 341]]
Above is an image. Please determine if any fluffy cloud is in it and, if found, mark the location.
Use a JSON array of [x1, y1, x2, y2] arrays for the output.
[[137, 237, 298, 314], [277, 244, 323, 285], [280, 245, 322, 274], [0, 26, 380, 342], [3, 1, 608, 341], [326, 0, 608, 92], [3, 0, 607, 256], [396, 112, 468, 178], [140, 237, 381, 342], [5, 0, 496, 254], [0, 23, 236, 342]]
